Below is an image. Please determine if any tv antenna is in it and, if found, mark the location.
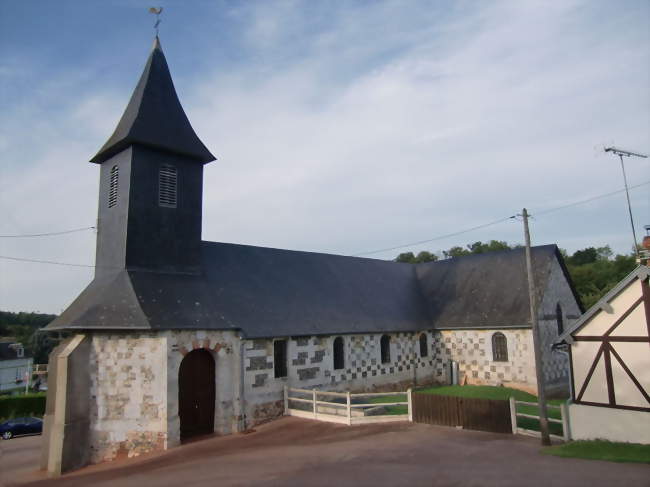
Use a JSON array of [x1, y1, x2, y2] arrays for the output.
[[604, 146, 648, 260], [149, 7, 163, 37]]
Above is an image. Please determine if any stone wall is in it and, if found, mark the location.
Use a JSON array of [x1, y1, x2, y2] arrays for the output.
[[89, 334, 167, 463], [165, 330, 241, 444], [432, 328, 537, 393], [243, 331, 439, 426], [429, 259, 581, 397], [88, 330, 242, 463]]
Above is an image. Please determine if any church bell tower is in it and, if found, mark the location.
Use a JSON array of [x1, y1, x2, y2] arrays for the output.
[[90, 37, 215, 276]]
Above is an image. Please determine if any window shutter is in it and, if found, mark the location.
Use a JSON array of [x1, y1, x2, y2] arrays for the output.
[[108, 165, 119, 208], [159, 165, 177, 208]]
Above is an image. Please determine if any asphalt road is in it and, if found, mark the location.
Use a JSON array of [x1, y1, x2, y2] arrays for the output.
[[1, 418, 648, 487]]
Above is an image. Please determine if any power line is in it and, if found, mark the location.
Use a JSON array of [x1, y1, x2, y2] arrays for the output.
[[1, 181, 648, 266], [353, 216, 517, 256], [353, 180, 650, 257], [0, 226, 95, 238], [0, 255, 97, 268], [532, 180, 650, 217]]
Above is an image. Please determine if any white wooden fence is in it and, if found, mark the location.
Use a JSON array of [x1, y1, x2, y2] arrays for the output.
[[509, 397, 570, 441], [284, 386, 412, 425]]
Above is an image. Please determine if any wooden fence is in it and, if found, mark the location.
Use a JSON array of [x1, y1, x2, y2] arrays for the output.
[[284, 386, 411, 425], [509, 398, 569, 441], [412, 393, 512, 434]]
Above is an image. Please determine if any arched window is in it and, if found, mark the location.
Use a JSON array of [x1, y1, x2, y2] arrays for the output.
[[492, 333, 508, 362], [380, 335, 391, 364], [108, 165, 119, 208], [419, 333, 428, 357], [556, 303, 564, 335], [159, 164, 177, 208], [333, 337, 344, 370]]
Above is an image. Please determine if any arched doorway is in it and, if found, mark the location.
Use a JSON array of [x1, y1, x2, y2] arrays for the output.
[[178, 349, 215, 441]]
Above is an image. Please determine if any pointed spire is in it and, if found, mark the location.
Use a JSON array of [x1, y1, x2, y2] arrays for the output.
[[90, 37, 215, 164]]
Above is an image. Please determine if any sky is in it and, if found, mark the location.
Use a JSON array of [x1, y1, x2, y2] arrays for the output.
[[0, 0, 649, 314]]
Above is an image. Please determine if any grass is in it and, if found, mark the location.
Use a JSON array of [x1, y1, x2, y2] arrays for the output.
[[542, 440, 650, 464], [365, 385, 566, 434], [417, 385, 566, 436], [364, 394, 408, 415], [344, 385, 568, 431]]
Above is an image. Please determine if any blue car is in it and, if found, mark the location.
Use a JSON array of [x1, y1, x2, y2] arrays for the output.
[[0, 417, 43, 440]]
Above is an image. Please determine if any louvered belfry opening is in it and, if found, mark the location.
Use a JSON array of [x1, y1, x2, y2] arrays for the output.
[[159, 164, 178, 207], [108, 165, 119, 208]]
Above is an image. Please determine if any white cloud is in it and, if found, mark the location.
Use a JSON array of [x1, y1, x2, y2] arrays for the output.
[[1, 0, 648, 313]]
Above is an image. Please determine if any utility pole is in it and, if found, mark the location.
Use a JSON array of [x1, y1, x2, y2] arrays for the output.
[[604, 147, 648, 260], [521, 208, 551, 446]]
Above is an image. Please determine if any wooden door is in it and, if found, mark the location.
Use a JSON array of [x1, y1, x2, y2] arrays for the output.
[[179, 349, 215, 440]]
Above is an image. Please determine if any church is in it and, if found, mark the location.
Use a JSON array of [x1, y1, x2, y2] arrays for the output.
[[41, 37, 582, 474]]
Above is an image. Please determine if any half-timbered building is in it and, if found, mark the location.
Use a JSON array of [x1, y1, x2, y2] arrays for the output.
[[557, 265, 650, 444]]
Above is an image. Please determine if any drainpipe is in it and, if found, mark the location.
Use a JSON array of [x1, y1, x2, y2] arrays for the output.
[[238, 335, 247, 432], [412, 334, 417, 387]]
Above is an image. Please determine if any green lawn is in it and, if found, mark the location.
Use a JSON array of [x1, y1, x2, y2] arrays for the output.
[[543, 440, 650, 464], [364, 394, 408, 415], [358, 385, 568, 432]]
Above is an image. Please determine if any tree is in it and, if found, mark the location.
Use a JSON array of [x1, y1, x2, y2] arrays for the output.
[[395, 252, 417, 263], [395, 251, 438, 263], [442, 240, 518, 259], [396, 241, 637, 311]]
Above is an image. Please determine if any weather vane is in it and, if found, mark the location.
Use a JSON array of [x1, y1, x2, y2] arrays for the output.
[[149, 7, 163, 37]]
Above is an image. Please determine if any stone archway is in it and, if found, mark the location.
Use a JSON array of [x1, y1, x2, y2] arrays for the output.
[[178, 348, 215, 440]]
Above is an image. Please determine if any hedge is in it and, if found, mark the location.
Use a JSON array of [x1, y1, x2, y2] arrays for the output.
[[0, 393, 46, 420]]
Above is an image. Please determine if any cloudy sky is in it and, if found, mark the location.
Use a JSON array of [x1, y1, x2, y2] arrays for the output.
[[1, 0, 648, 314]]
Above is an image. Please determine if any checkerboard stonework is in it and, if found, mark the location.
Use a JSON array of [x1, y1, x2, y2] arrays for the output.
[[243, 325, 566, 423]]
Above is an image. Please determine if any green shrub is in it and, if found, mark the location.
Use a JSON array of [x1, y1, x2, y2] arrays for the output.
[[0, 392, 46, 421]]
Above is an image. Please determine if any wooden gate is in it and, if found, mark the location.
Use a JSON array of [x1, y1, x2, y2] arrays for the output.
[[179, 349, 215, 440], [412, 393, 512, 434]]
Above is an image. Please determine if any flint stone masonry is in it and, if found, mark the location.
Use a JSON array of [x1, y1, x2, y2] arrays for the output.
[[297, 367, 319, 380], [292, 352, 308, 366], [247, 356, 271, 371], [433, 328, 536, 392], [253, 373, 268, 388], [243, 331, 439, 426]]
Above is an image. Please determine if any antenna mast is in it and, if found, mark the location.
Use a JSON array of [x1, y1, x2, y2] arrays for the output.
[[604, 146, 648, 260]]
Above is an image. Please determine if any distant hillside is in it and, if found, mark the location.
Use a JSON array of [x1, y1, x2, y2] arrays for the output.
[[0, 311, 60, 364]]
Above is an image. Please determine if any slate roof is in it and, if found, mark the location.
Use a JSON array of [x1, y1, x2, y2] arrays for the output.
[[0, 342, 30, 361], [46, 243, 576, 338], [416, 245, 579, 329], [90, 37, 215, 164]]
